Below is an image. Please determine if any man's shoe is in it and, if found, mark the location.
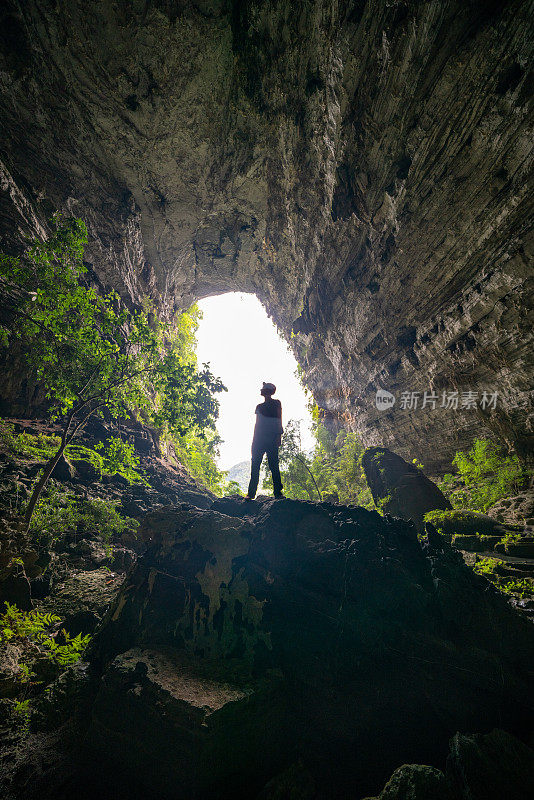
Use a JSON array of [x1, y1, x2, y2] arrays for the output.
[[274, 492, 285, 499], [244, 495, 254, 501]]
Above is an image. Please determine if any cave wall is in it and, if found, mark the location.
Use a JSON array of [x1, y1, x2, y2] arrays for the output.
[[0, 0, 532, 471]]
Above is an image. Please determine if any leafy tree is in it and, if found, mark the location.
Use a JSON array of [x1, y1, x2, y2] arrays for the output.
[[264, 415, 374, 506], [0, 216, 225, 531], [171, 429, 243, 497], [263, 419, 322, 500]]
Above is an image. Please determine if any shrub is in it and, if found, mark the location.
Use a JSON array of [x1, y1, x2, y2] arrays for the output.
[[0, 422, 148, 485], [30, 487, 139, 550], [437, 438, 526, 512], [1, 602, 92, 736], [473, 556, 502, 576]]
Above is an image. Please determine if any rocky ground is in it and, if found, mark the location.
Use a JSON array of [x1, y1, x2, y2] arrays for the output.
[[1, 426, 534, 799], [1, 491, 534, 798], [0, 415, 215, 755]]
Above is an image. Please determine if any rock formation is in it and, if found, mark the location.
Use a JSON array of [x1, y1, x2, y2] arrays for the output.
[[366, 729, 534, 800], [1, 0, 533, 470], [61, 497, 534, 799], [361, 445, 451, 531]]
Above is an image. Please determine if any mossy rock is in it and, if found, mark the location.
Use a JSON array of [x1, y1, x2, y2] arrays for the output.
[[504, 540, 534, 558], [451, 534, 484, 552], [424, 509, 508, 538], [376, 764, 453, 799], [71, 458, 100, 481], [478, 535, 501, 549]]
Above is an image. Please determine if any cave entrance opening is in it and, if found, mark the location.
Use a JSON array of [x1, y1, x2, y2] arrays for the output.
[[195, 292, 314, 479]]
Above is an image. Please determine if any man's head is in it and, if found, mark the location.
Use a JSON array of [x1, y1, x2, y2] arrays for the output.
[[261, 382, 276, 397]]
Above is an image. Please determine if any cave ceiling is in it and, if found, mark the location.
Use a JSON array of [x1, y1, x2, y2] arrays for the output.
[[0, 0, 533, 471]]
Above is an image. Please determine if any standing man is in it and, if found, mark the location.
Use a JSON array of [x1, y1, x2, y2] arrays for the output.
[[246, 382, 284, 500]]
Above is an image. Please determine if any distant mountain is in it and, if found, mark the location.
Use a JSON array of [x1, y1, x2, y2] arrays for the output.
[[226, 460, 250, 492]]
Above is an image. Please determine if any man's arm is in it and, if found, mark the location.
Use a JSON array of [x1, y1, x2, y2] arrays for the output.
[[276, 402, 283, 445]]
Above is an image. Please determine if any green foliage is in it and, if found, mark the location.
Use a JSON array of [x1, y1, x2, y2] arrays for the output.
[[501, 531, 522, 544], [225, 479, 243, 496], [0, 217, 225, 528], [472, 559, 534, 598], [0, 421, 59, 460], [171, 430, 239, 496], [264, 418, 374, 507], [499, 577, 534, 598], [437, 438, 525, 512], [0, 602, 91, 667], [263, 419, 321, 500], [1, 602, 91, 736], [30, 486, 138, 549], [11, 698, 32, 736], [423, 509, 478, 533], [92, 436, 147, 484], [0, 422, 147, 485], [473, 556, 501, 575], [423, 509, 447, 531]]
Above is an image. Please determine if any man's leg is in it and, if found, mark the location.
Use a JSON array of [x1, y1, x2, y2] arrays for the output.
[[266, 446, 283, 497], [247, 446, 264, 499]]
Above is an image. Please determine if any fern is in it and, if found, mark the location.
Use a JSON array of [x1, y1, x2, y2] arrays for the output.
[[0, 602, 91, 667]]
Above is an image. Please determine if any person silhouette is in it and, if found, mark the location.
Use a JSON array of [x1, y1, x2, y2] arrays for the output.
[[245, 382, 284, 500]]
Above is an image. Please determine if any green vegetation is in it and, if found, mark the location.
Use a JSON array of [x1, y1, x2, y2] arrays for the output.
[[423, 509, 489, 536], [30, 487, 139, 552], [172, 429, 241, 496], [0, 421, 147, 485], [472, 558, 534, 598], [0, 602, 91, 736], [1, 602, 91, 670], [437, 438, 525, 512], [264, 413, 374, 507], [473, 556, 501, 575], [12, 699, 32, 735], [263, 419, 322, 500], [0, 216, 225, 529], [501, 531, 522, 544]]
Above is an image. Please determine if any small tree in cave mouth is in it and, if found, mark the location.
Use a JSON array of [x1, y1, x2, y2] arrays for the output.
[[0, 216, 225, 532]]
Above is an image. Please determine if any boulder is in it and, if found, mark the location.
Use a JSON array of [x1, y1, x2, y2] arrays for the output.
[[368, 728, 534, 800], [487, 491, 534, 528], [0, 568, 31, 611], [505, 540, 534, 558], [51, 455, 75, 481], [85, 499, 534, 799], [89, 648, 291, 799], [451, 534, 484, 552], [424, 509, 518, 538], [361, 448, 451, 532], [447, 729, 534, 800], [71, 459, 99, 481], [35, 567, 124, 636], [375, 764, 453, 800]]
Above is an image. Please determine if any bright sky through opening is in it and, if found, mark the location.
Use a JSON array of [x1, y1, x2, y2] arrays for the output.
[[196, 293, 314, 470]]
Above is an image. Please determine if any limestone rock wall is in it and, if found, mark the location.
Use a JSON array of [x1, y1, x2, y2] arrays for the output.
[[0, 0, 533, 471]]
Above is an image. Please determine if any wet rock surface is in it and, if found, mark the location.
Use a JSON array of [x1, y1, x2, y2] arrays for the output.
[[0, 1, 533, 469], [36, 497, 532, 800]]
